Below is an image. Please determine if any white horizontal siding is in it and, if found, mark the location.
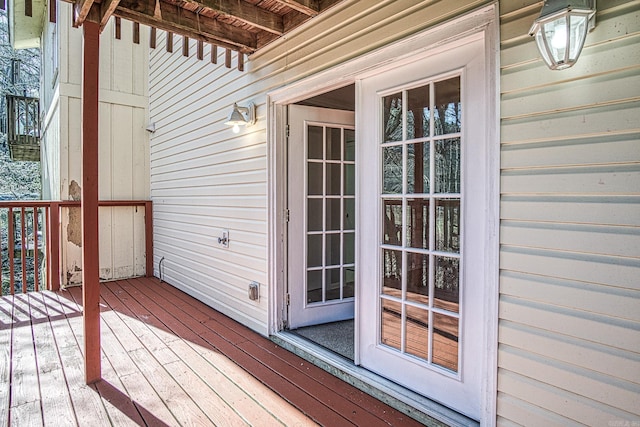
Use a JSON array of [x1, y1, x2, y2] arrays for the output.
[[51, 6, 151, 284], [498, 0, 640, 425], [149, 0, 494, 336]]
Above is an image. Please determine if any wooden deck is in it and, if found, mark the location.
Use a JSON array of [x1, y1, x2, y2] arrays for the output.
[[0, 277, 424, 426]]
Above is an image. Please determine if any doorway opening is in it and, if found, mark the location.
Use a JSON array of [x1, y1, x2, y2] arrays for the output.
[[286, 84, 356, 361]]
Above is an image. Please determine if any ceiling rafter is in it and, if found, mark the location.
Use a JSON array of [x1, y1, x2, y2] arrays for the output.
[[61, 0, 343, 56], [193, 0, 284, 35], [113, 0, 258, 53]]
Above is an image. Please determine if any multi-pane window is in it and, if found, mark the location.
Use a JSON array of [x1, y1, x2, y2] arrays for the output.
[[380, 76, 461, 372], [306, 125, 356, 304]]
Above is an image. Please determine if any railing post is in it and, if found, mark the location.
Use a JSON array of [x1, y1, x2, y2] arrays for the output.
[[21, 207, 27, 294], [49, 203, 61, 291], [8, 207, 15, 295], [145, 201, 153, 277], [34, 208, 40, 291]]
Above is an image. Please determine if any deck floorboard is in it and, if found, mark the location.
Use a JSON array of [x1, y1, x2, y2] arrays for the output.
[[0, 277, 425, 426]]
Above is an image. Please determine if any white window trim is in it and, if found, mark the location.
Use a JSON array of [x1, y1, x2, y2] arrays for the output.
[[267, 4, 500, 425]]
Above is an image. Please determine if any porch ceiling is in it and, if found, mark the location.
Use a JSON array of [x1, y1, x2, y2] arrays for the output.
[[64, 0, 344, 54]]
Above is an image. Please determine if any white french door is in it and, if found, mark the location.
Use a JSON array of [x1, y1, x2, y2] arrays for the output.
[[287, 105, 356, 329], [357, 36, 490, 419]]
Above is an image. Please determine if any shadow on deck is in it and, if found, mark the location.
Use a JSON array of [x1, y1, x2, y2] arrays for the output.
[[0, 277, 424, 426]]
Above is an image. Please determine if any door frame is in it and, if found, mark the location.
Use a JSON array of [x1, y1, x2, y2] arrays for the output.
[[267, 4, 499, 424]]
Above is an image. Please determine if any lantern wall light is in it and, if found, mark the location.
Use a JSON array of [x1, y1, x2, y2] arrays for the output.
[[225, 102, 256, 133], [529, 0, 596, 70]]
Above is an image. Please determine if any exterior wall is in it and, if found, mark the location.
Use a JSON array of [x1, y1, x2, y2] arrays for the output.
[[497, 0, 640, 425], [148, 0, 639, 422], [149, 0, 491, 337], [40, 2, 150, 284]]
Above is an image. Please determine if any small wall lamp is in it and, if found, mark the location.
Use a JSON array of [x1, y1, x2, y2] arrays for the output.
[[529, 0, 596, 70], [225, 102, 256, 133]]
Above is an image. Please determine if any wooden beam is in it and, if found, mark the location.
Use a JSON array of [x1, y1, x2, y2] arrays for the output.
[[81, 20, 102, 385], [182, 36, 189, 56], [74, 0, 96, 26], [194, 0, 283, 35], [273, 0, 319, 16], [225, 48, 231, 68], [25, 0, 32, 16], [166, 31, 173, 52], [115, 16, 121, 39], [211, 44, 217, 63], [133, 22, 140, 44], [48, 203, 61, 291], [145, 201, 153, 277], [99, 0, 121, 29], [197, 40, 203, 60], [237, 52, 244, 71], [150, 27, 157, 48], [49, 0, 57, 23], [113, 0, 257, 53]]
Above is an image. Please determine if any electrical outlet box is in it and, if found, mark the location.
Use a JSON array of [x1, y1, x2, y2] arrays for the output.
[[249, 282, 259, 300]]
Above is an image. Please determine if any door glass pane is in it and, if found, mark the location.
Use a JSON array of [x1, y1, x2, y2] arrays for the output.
[[406, 198, 428, 249], [406, 252, 428, 303], [383, 146, 402, 194], [383, 93, 403, 142], [434, 256, 459, 312], [308, 125, 323, 159], [307, 234, 323, 267], [406, 305, 429, 360], [326, 198, 340, 231], [382, 249, 402, 296], [407, 141, 429, 194], [325, 268, 341, 301], [436, 199, 460, 253], [433, 313, 458, 372], [326, 163, 341, 195], [407, 85, 430, 139], [344, 267, 355, 298], [308, 163, 323, 195], [378, 74, 462, 374], [381, 299, 402, 351], [383, 199, 402, 245], [344, 198, 355, 230], [343, 232, 354, 264], [307, 270, 322, 303], [326, 233, 341, 266], [434, 77, 461, 136], [344, 163, 355, 196], [327, 127, 341, 160], [345, 129, 355, 161], [307, 198, 323, 231], [435, 138, 460, 194]]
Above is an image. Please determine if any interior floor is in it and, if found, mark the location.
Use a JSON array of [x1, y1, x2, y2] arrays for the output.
[[292, 319, 354, 360]]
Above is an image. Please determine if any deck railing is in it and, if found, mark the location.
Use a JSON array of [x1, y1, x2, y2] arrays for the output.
[[0, 200, 152, 295]]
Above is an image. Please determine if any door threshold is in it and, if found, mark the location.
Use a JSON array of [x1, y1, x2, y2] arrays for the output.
[[271, 332, 479, 427]]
